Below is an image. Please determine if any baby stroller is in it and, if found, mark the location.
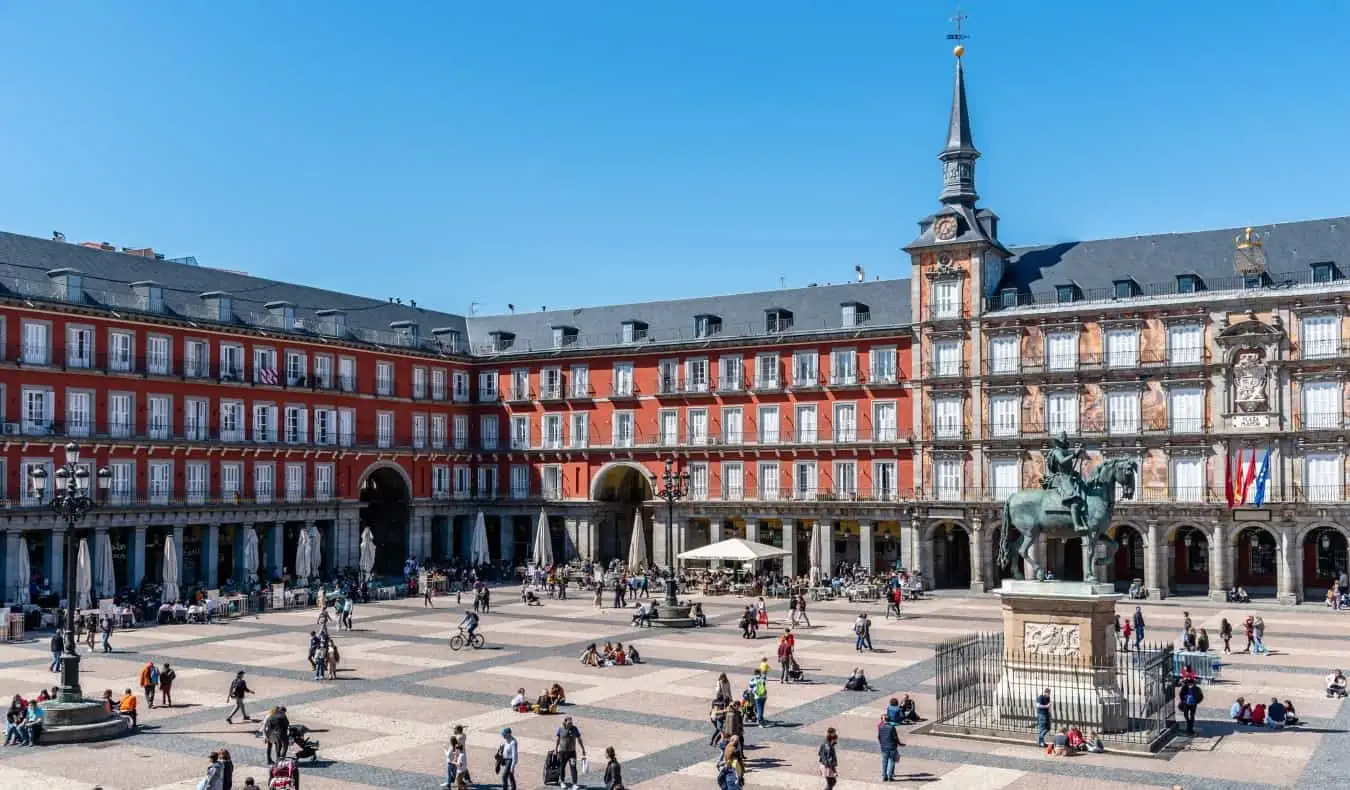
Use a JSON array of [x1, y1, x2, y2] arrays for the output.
[[289, 724, 321, 761], [786, 656, 805, 683], [739, 693, 758, 725], [268, 757, 299, 789]]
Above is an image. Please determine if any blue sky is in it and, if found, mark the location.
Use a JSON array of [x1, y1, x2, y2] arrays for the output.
[[2, 1, 1347, 316]]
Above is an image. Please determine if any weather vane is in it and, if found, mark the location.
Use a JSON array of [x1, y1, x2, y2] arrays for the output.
[[947, 7, 969, 57]]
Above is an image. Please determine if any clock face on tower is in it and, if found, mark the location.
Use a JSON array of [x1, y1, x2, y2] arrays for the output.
[[934, 216, 958, 241]]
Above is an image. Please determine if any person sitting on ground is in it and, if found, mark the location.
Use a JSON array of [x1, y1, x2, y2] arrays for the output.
[[613, 642, 628, 666], [1236, 586, 1251, 604], [1327, 669, 1348, 698], [534, 687, 557, 714], [1250, 701, 1267, 726], [627, 644, 642, 664], [1231, 697, 1252, 723], [524, 589, 542, 606], [1266, 697, 1287, 728], [549, 683, 566, 706], [1066, 725, 1085, 751], [1049, 727, 1070, 757], [580, 643, 600, 667], [1283, 700, 1301, 726], [693, 602, 707, 628], [601, 642, 617, 665], [1085, 730, 1105, 753], [885, 697, 904, 725], [510, 687, 529, 711], [631, 601, 652, 627], [843, 667, 870, 692], [895, 693, 921, 722]]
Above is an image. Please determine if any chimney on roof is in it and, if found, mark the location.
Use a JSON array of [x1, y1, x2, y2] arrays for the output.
[[120, 247, 158, 259], [52, 231, 65, 242], [508, 303, 516, 314], [855, 265, 865, 282]]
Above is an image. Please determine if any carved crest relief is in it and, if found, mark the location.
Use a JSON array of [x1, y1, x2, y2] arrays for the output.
[[1232, 349, 1269, 412], [1022, 622, 1081, 657]]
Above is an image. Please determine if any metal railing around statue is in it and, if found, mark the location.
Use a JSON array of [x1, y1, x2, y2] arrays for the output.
[[932, 632, 1177, 751]]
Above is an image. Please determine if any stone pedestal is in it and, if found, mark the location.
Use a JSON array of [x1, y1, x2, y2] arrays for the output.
[[650, 603, 696, 628], [41, 700, 131, 743], [994, 580, 1127, 733]]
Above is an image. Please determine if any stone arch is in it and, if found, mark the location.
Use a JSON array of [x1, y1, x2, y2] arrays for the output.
[[1302, 522, 1350, 593], [1165, 521, 1213, 543], [1230, 523, 1279, 545], [1232, 524, 1279, 594], [1295, 521, 1350, 546], [589, 461, 656, 502], [358, 460, 412, 575], [923, 518, 968, 542], [1107, 520, 1148, 545], [357, 460, 412, 496], [927, 520, 971, 589]]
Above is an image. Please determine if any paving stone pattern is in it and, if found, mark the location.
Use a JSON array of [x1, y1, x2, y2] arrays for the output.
[[0, 590, 1346, 789]]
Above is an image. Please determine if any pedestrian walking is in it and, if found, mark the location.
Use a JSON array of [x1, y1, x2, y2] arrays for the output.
[[1132, 607, 1145, 649], [1035, 688, 1052, 747], [497, 726, 519, 790], [159, 662, 177, 707], [1242, 616, 1255, 653], [593, 582, 604, 610], [225, 670, 256, 724], [602, 746, 623, 790], [1219, 618, 1233, 654], [1252, 616, 1267, 655], [1121, 618, 1132, 653], [139, 661, 159, 709], [263, 706, 290, 764], [101, 616, 113, 653], [424, 584, 435, 608], [202, 751, 225, 790], [219, 748, 235, 790], [49, 632, 63, 673], [798, 596, 811, 628], [818, 727, 839, 790], [553, 715, 587, 789], [1178, 678, 1204, 735], [750, 671, 768, 727], [877, 713, 904, 782]]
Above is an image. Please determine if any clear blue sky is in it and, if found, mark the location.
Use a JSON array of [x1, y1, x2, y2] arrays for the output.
[[2, 1, 1347, 316]]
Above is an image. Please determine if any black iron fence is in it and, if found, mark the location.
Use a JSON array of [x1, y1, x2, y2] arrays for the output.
[[933, 632, 1176, 750]]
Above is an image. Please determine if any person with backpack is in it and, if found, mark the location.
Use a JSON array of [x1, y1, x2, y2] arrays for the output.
[[1178, 678, 1204, 735], [49, 632, 64, 673], [264, 705, 291, 764], [225, 671, 256, 724], [1252, 616, 1267, 655], [749, 671, 768, 727], [553, 716, 587, 789], [1131, 607, 1145, 649]]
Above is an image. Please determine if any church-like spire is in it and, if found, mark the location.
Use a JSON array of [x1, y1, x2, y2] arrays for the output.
[[939, 48, 980, 206]]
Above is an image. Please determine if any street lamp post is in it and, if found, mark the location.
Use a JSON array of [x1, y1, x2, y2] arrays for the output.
[[30, 442, 111, 703], [656, 459, 689, 608]]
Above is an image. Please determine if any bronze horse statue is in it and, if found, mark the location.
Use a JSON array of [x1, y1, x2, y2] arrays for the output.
[[997, 458, 1138, 583]]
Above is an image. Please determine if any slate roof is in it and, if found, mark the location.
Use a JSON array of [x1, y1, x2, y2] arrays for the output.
[[999, 216, 1350, 308]]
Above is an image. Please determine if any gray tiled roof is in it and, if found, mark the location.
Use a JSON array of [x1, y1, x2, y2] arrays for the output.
[[999, 216, 1349, 306]]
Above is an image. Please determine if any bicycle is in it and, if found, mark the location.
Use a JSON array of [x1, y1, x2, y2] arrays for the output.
[[449, 627, 485, 651]]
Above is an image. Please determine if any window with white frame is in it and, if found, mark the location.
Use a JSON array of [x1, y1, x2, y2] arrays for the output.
[[431, 414, 447, 449], [186, 462, 209, 504], [313, 407, 336, 445], [989, 335, 1019, 374], [431, 368, 447, 400], [792, 351, 818, 387], [1302, 314, 1339, 359], [185, 398, 209, 441], [722, 462, 744, 500], [511, 465, 530, 499], [542, 414, 563, 449], [315, 463, 334, 501], [795, 404, 817, 443], [990, 394, 1020, 437], [658, 409, 678, 446], [148, 395, 171, 440], [1046, 331, 1078, 371], [718, 356, 742, 391], [990, 459, 1019, 500], [688, 462, 709, 500], [376, 361, 394, 396], [873, 401, 897, 442], [794, 461, 817, 499], [109, 331, 133, 372], [1166, 324, 1203, 365], [22, 321, 50, 365], [755, 354, 779, 389], [284, 351, 307, 386], [510, 369, 530, 400], [688, 409, 709, 446], [1303, 381, 1341, 429], [453, 414, 469, 449], [432, 465, 451, 499], [412, 414, 427, 448], [252, 403, 278, 443], [833, 460, 857, 498], [253, 347, 279, 384], [478, 370, 498, 401], [685, 358, 710, 393], [1306, 452, 1342, 502], [833, 402, 857, 442], [454, 466, 471, 499], [1106, 390, 1141, 434], [612, 412, 635, 447], [933, 397, 962, 439], [1046, 391, 1078, 434], [149, 461, 172, 504], [830, 349, 858, 385], [376, 411, 394, 448], [510, 415, 530, 449], [1169, 387, 1204, 433], [935, 458, 963, 501], [220, 462, 242, 501], [254, 462, 275, 503], [219, 400, 244, 442], [312, 355, 333, 389], [932, 280, 960, 318], [658, 360, 678, 393], [285, 462, 305, 502], [758, 462, 780, 500], [412, 367, 427, 399], [933, 340, 961, 376], [569, 413, 588, 448], [338, 408, 354, 447], [220, 343, 244, 380], [612, 363, 634, 396], [870, 346, 897, 383], [540, 367, 562, 399], [109, 460, 134, 504], [67, 325, 93, 368], [874, 460, 898, 501], [66, 391, 92, 437], [284, 405, 309, 444], [22, 388, 53, 435], [542, 465, 563, 499], [477, 466, 498, 497], [841, 303, 858, 327], [1105, 328, 1139, 368], [453, 371, 470, 401], [758, 405, 780, 444], [721, 407, 743, 444], [1170, 456, 1205, 502], [570, 365, 590, 397], [480, 415, 498, 449], [185, 339, 209, 378]]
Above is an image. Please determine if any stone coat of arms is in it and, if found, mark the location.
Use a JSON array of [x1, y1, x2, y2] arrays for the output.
[[1233, 351, 1268, 412]]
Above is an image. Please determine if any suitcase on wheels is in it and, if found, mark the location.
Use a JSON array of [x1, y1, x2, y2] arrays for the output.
[[543, 750, 563, 785]]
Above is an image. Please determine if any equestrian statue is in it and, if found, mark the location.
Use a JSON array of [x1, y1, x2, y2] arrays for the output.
[[997, 434, 1138, 583]]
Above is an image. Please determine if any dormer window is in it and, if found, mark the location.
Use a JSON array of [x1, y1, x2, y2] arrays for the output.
[[841, 302, 870, 328], [1055, 284, 1080, 304], [200, 291, 233, 322], [390, 320, 419, 346], [1112, 279, 1138, 299], [1176, 274, 1204, 294], [432, 326, 462, 352], [621, 321, 648, 343], [765, 308, 793, 333], [999, 288, 1019, 309], [694, 314, 721, 338], [490, 331, 515, 351], [1312, 262, 1340, 283], [316, 309, 347, 337], [47, 268, 83, 302], [1243, 273, 1271, 289], [265, 301, 297, 329], [551, 325, 579, 348]]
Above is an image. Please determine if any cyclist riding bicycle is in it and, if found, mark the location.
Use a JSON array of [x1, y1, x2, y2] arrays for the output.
[[459, 610, 480, 641]]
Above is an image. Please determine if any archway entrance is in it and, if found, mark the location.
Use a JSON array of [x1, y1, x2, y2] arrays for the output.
[[360, 465, 411, 575], [1304, 527, 1350, 597], [1172, 526, 1209, 594], [1111, 526, 1146, 591], [931, 522, 971, 589], [1234, 527, 1277, 596], [591, 463, 653, 564]]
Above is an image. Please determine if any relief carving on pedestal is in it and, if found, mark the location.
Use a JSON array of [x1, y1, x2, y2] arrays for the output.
[[1022, 622, 1081, 657]]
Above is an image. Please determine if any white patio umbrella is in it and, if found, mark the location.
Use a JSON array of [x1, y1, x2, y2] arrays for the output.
[[309, 524, 323, 579], [359, 527, 377, 581], [808, 522, 824, 587], [96, 530, 117, 598], [243, 527, 260, 585], [532, 510, 554, 568], [295, 527, 312, 584], [469, 512, 492, 567], [678, 538, 791, 563], [162, 536, 181, 603], [627, 511, 649, 570], [75, 538, 93, 610], [16, 537, 31, 605]]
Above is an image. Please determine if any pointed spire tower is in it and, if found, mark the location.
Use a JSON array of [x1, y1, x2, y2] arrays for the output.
[[939, 49, 979, 206]]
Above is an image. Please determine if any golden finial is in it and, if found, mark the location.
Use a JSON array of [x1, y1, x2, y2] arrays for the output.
[[954, 44, 965, 58], [947, 8, 968, 58], [1235, 227, 1263, 250]]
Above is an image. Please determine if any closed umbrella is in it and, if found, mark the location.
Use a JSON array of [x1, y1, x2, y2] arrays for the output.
[[295, 528, 312, 584], [243, 527, 260, 585], [96, 530, 117, 598], [359, 527, 377, 582], [469, 512, 492, 567], [162, 536, 180, 603], [627, 511, 648, 571], [75, 538, 93, 610], [532, 510, 553, 568], [808, 522, 824, 587], [309, 525, 323, 579], [16, 537, 31, 605]]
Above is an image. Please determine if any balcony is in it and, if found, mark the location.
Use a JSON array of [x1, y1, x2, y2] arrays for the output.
[[1292, 341, 1350, 362], [2, 492, 338, 512], [749, 378, 781, 393], [539, 384, 564, 401], [788, 375, 823, 392], [566, 385, 595, 401], [827, 371, 864, 389], [1295, 413, 1344, 431], [925, 361, 969, 379], [715, 377, 745, 394], [985, 348, 1211, 377], [609, 383, 640, 399], [506, 387, 533, 403]]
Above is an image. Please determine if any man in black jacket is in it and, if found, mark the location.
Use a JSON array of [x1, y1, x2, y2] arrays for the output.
[[264, 705, 291, 764], [49, 632, 64, 673]]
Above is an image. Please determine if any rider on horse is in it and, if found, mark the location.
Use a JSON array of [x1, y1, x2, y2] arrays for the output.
[[1042, 433, 1088, 532]]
